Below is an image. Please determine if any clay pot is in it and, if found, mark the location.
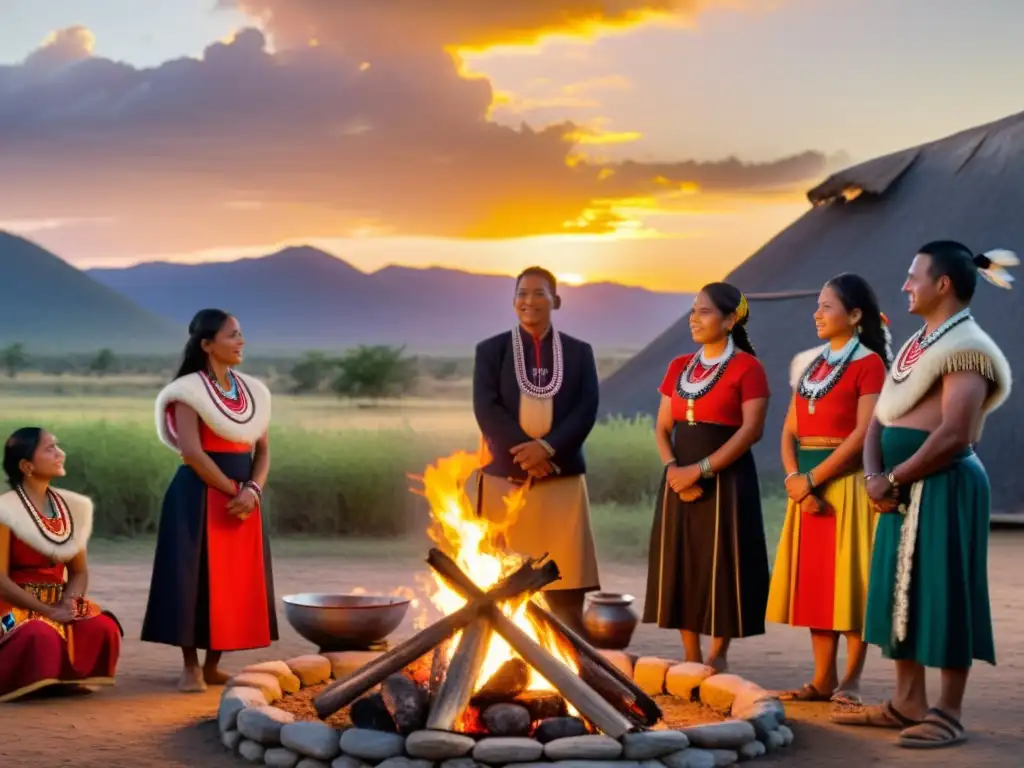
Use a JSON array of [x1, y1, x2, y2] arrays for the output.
[[582, 592, 638, 649]]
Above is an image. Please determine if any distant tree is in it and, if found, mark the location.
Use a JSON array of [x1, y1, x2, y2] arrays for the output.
[[332, 345, 417, 400], [89, 348, 117, 377], [0, 343, 27, 379], [290, 351, 337, 394]]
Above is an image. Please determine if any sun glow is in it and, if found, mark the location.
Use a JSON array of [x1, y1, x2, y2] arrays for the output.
[[556, 272, 586, 285]]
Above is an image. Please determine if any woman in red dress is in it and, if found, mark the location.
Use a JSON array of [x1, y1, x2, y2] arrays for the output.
[[643, 282, 771, 670], [140, 308, 277, 692], [0, 427, 122, 702], [766, 273, 889, 708]]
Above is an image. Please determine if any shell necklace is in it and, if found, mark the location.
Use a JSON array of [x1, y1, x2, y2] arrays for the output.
[[676, 336, 735, 425], [797, 336, 860, 415], [512, 326, 563, 399], [892, 308, 972, 383], [15, 485, 73, 545]]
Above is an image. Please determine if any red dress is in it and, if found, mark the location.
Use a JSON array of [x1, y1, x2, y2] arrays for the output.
[[789, 352, 885, 630], [0, 491, 122, 702], [657, 350, 771, 424]]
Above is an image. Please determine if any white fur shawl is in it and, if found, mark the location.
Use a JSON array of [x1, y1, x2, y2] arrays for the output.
[[788, 343, 876, 390], [0, 488, 94, 562], [154, 370, 272, 451], [875, 319, 1012, 432]]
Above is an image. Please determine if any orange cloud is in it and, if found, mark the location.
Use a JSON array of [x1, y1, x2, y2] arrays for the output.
[[0, 3, 826, 263]]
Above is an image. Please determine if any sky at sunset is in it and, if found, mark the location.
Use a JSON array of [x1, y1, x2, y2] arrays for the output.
[[2, 0, 1023, 291]]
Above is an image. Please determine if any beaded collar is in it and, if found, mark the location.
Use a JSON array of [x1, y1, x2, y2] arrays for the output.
[[675, 336, 735, 401], [200, 369, 256, 424], [796, 336, 860, 414], [891, 308, 973, 384], [511, 326, 563, 399], [13, 485, 73, 546]]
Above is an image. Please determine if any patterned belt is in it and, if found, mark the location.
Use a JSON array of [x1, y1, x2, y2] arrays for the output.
[[18, 582, 64, 605], [798, 436, 844, 448]]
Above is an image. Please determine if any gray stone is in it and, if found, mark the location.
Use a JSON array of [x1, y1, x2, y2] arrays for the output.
[[238, 739, 267, 763], [265, 747, 302, 768], [332, 756, 371, 768], [706, 750, 738, 766], [282, 721, 343, 760], [680, 721, 755, 751], [221, 729, 243, 752], [533, 717, 588, 744], [237, 705, 296, 745], [662, 749, 717, 768], [340, 728, 407, 761], [544, 735, 623, 761], [376, 759, 432, 768], [547, 762, 644, 768], [622, 731, 690, 760], [762, 730, 784, 753], [297, 760, 331, 768], [737, 741, 765, 761], [440, 759, 481, 768], [473, 737, 545, 763], [406, 731, 475, 760], [218, 686, 268, 732], [482, 703, 532, 737], [777, 724, 794, 746], [731, 697, 785, 729]]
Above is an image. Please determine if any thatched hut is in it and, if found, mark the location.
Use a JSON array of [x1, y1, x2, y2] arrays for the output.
[[599, 109, 1024, 514]]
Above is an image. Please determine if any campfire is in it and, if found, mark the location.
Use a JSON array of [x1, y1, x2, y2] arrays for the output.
[[312, 450, 662, 738]]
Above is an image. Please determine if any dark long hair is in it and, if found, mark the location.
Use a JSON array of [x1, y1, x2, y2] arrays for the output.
[[3, 427, 43, 487], [701, 282, 756, 356], [173, 308, 232, 380], [825, 273, 892, 368]]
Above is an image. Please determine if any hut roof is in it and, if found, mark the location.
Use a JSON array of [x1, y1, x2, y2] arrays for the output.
[[599, 108, 1024, 512]]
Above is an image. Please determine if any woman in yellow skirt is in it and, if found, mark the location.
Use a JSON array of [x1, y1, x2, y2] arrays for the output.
[[766, 273, 889, 708]]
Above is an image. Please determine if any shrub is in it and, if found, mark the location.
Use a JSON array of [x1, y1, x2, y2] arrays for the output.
[[0, 415, 787, 559]]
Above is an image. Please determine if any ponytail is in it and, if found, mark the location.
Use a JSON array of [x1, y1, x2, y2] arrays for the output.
[[172, 308, 231, 381]]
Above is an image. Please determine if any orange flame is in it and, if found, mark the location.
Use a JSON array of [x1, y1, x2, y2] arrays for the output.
[[415, 448, 579, 701]]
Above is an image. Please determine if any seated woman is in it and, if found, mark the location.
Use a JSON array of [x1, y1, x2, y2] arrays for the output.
[[0, 427, 123, 703]]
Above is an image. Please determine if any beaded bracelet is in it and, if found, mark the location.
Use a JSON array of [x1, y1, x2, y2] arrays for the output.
[[698, 457, 715, 479], [243, 480, 263, 502]]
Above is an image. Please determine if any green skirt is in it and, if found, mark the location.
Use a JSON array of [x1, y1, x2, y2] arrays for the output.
[[863, 426, 995, 668]]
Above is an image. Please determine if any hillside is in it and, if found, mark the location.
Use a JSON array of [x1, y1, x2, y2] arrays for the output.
[[0, 232, 179, 354], [87, 247, 693, 354]]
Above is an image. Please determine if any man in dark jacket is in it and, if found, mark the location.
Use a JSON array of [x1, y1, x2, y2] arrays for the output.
[[472, 266, 601, 634]]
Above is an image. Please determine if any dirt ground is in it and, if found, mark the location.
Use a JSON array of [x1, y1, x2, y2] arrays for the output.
[[3, 531, 1023, 768]]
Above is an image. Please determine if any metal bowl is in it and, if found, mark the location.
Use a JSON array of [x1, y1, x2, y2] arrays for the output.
[[282, 593, 410, 651]]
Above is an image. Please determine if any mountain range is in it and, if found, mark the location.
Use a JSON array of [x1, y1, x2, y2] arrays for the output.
[[0, 233, 691, 355]]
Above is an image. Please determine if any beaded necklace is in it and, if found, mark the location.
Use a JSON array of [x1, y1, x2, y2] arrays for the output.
[[201, 369, 257, 424], [511, 326, 564, 399], [675, 336, 735, 425], [796, 336, 860, 415], [15, 485, 73, 545], [891, 308, 972, 383]]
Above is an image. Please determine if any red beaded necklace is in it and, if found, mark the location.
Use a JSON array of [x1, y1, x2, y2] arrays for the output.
[[15, 485, 73, 545]]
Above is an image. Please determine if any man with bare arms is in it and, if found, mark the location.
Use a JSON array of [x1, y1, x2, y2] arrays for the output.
[[831, 241, 1016, 749]]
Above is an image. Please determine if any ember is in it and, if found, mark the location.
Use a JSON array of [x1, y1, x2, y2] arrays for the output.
[[311, 450, 662, 738]]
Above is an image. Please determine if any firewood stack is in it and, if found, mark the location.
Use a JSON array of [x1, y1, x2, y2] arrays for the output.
[[312, 549, 662, 739]]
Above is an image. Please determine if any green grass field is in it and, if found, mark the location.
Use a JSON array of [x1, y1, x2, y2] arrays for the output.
[[0, 391, 787, 562]]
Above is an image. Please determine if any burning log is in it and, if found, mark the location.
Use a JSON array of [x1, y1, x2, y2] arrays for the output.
[[485, 604, 633, 738], [425, 615, 492, 730], [426, 548, 661, 727], [314, 556, 559, 719], [472, 657, 530, 703], [428, 637, 452, 699]]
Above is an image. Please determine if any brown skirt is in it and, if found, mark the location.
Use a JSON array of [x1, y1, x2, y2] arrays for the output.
[[473, 473, 600, 592]]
